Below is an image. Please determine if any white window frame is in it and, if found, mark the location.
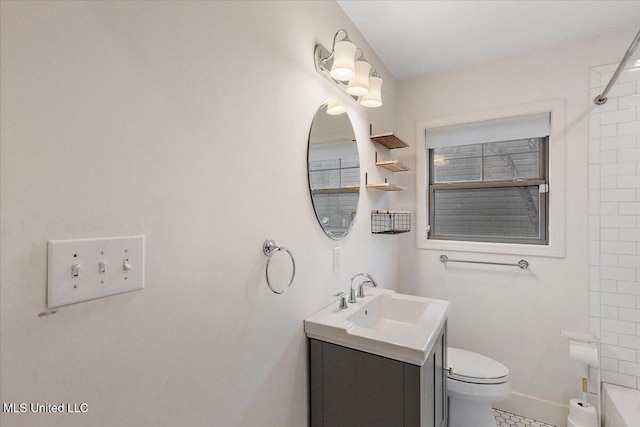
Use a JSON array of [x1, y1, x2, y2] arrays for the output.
[[416, 99, 566, 257]]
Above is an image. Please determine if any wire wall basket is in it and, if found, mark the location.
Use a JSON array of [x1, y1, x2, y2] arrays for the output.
[[371, 210, 411, 234]]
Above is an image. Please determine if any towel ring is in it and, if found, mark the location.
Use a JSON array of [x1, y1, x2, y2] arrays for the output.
[[262, 239, 296, 294]]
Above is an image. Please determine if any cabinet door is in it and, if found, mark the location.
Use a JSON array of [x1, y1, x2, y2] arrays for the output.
[[316, 341, 405, 427]]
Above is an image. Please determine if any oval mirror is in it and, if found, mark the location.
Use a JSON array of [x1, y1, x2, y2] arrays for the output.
[[307, 102, 360, 239]]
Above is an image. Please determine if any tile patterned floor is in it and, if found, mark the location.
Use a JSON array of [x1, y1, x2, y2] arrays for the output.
[[494, 409, 557, 427]]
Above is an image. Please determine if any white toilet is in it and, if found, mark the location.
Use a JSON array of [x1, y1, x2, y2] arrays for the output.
[[447, 347, 511, 427]]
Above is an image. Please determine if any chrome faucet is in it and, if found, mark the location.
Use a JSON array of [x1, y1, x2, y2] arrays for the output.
[[350, 273, 378, 300]]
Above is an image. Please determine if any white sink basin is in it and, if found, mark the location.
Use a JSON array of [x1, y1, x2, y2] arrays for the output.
[[304, 288, 450, 365]]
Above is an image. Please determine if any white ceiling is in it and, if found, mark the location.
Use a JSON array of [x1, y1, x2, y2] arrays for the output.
[[337, 0, 640, 79]]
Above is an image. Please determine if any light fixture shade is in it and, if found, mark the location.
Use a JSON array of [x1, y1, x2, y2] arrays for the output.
[[330, 39, 356, 81], [326, 99, 346, 115], [360, 75, 383, 108], [346, 60, 371, 96]]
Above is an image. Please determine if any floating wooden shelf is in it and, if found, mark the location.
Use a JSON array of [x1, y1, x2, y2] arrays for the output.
[[370, 133, 409, 149], [376, 160, 412, 172], [366, 183, 406, 192], [311, 186, 360, 195]]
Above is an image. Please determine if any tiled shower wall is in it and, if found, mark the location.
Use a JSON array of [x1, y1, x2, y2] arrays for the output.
[[589, 61, 640, 389]]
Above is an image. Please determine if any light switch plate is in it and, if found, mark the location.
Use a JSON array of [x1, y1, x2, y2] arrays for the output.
[[333, 247, 341, 271], [47, 235, 144, 308]]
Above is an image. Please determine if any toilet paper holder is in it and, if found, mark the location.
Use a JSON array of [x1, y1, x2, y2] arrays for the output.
[[560, 329, 601, 427]]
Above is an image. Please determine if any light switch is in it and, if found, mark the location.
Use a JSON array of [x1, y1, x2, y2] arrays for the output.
[[71, 263, 81, 278], [47, 235, 144, 308], [98, 260, 108, 274]]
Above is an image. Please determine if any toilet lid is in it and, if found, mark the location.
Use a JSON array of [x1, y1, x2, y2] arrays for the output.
[[447, 347, 509, 384]]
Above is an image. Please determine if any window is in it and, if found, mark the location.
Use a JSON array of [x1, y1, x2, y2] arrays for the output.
[[429, 136, 548, 244], [416, 100, 565, 256]]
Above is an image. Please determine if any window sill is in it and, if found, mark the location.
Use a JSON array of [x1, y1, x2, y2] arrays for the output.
[[417, 237, 564, 258]]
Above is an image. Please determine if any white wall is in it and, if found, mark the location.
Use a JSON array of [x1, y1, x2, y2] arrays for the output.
[[588, 61, 640, 390], [0, 2, 398, 426], [395, 26, 640, 425]]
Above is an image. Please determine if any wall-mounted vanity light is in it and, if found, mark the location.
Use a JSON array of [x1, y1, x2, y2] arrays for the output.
[[314, 29, 383, 108]]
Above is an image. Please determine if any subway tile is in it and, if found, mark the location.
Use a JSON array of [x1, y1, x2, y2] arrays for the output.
[[617, 229, 640, 242], [600, 241, 636, 255], [589, 291, 601, 316], [601, 109, 637, 125], [601, 305, 619, 320], [589, 165, 600, 189], [601, 123, 618, 138], [589, 316, 600, 337], [618, 360, 640, 375], [590, 266, 600, 289], [617, 281, 640, 295], [601, 162, 635, 176], [601, 189, 636, 202], [618, 149, 640, 163], [618, 255, 640, 268], [600, 150, 616, 164], [601, 228, 619, 241], [601, 370, 637, 387], [600, 202, 618, 215], [589, 241, 599, 265], [589, 116, 601, 138], [618, 175, 640, 189], [589, 215, 600, 239], [601, 134, 636, 150], [638, 350, 640, 362], [601, 344, 638, 362], [593, 63, 619, 74], [589, 138, 600, 164], [637, 296, 640, 308], [600, 279, 617, 293], [600, 357, 619, 372], [619, 94, 640, 109], [608, 81, 637, 97], [601, 331, 619, 345], [601, 293, 637, 309], [590, 192, 600, 216], [618, 68, 640, 84], [617, 120, 640, 136], [601, 318, 637, 335], [601, 267, 636, 281], [601, 215, 636, 228], [619, 334, 640, 350], [619, 308, 640, 323], [619, 202, 640, 214], [601, 176, 616, 189], [600, 253, 617, 267]]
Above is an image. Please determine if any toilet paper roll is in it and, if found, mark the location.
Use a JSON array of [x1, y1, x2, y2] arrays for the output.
[[569, 341, 599, 366], [568, 398, 598, 427]]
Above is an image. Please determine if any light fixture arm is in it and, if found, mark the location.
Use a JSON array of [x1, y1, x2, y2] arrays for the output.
[[319, 29, 350, 63]]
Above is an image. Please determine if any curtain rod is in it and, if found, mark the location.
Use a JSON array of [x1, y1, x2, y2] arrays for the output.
[[594, 28, 640, 105]]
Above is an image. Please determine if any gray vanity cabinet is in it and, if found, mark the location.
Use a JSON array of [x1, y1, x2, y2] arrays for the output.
[[309, 324, 447, 427]]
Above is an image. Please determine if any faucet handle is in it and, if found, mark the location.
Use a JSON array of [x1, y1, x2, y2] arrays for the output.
[[333, 292, 348, 310]]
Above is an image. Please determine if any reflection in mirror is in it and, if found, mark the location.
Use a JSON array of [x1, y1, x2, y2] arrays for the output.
[[308, 102, 360, 239]]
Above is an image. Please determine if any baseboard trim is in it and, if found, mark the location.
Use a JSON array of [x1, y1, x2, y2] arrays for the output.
[[494, 392, 568, 427]]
